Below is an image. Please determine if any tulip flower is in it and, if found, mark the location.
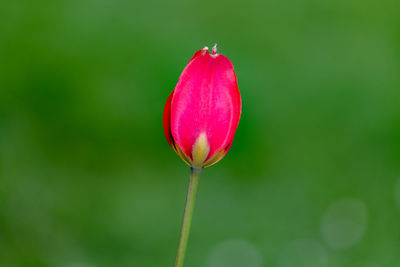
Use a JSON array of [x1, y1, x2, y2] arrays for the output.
[[163, 44, 241, 168], [164, 44, 241, 267]]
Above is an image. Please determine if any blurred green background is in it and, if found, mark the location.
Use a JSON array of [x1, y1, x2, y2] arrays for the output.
[[1, 0, 400, 266]]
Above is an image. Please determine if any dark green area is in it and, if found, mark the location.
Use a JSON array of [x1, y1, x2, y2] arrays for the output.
[[1, 0, 400, 266]]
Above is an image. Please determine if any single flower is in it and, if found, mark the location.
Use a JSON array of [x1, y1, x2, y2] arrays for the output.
[[163, 44, 242, 168]]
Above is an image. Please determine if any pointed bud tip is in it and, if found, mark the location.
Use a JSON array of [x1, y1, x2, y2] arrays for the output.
[[212, 43, 217, 54]]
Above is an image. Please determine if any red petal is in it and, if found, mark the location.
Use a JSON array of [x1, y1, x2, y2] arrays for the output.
[[189, 47, 209, 63], [163, 91, 175, 148]]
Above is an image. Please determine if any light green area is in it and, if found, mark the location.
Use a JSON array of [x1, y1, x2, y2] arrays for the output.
[[0, 0, 399, 266]]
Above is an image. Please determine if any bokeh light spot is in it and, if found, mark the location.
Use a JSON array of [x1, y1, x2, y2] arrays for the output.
[[207, 239, 263, 267], [321, 198, 367, 250], [277, 239, 327, 267]]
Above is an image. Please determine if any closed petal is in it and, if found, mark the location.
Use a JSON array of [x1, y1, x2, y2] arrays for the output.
[[189, 47, 209, 63], [163, 91, 175, 149]]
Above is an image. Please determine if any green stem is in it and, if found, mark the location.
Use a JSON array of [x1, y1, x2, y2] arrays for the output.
[[174, 167, 202, 267]]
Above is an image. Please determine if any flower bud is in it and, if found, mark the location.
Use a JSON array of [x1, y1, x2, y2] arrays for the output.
[[163, 45, 241, 168]]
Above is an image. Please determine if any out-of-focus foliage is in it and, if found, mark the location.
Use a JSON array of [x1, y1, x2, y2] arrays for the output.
[[1, 0, 399, 266]]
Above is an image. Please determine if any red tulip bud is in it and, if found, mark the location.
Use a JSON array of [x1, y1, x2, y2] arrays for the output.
[[163, 44, 242, 168]]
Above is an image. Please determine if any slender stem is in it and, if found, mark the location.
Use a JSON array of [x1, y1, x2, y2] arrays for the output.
[[174, 167, 202, 267]]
